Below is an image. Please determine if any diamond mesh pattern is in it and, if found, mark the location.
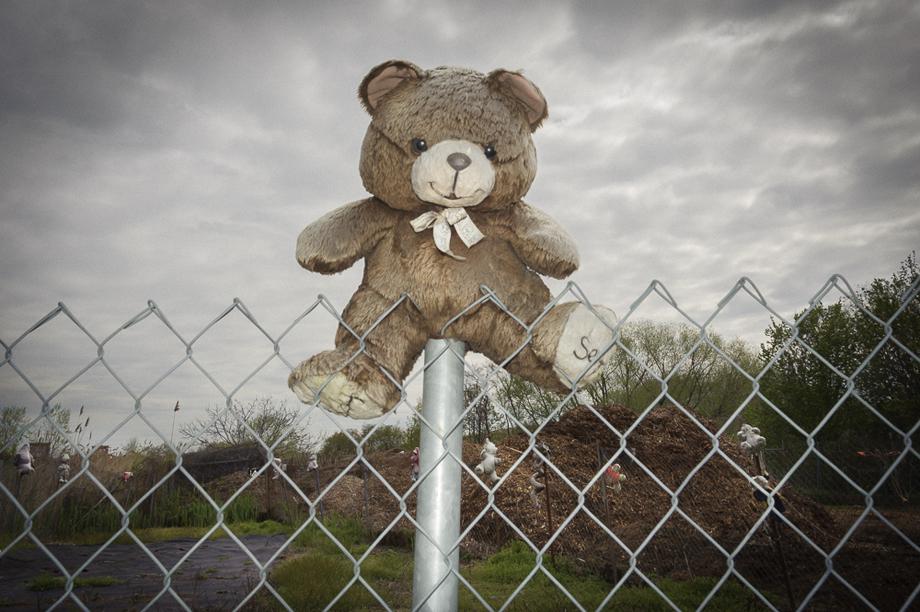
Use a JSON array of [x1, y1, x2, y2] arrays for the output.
[[1, 274, 918, 611]]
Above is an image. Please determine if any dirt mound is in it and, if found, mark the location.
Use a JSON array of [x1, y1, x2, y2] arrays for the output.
[[182, 403, 916, 608], [304, 404, 860, 604], [463, 405, 837, 570], [318, 406, 834, 563]]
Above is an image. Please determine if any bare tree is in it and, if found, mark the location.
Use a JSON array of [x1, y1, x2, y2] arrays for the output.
[[181, 397, 319, 455]]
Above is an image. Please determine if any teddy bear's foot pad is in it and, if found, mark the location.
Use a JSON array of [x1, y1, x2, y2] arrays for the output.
[[290, 371, 388, 419], [553, 304, 618, 387]]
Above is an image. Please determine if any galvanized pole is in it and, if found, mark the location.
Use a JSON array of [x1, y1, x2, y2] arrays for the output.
[[412, 338, 466, 612]]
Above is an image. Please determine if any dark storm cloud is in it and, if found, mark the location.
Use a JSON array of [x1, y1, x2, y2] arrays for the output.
[[547, 0, 919, 314]]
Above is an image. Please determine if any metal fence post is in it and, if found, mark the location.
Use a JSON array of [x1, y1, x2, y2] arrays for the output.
[[412, 338, 466, 612]]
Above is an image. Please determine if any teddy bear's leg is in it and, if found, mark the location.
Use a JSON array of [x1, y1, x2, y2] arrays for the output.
[[288, 288, 427, 418], [451, 302, 618, 394], [538, 302, 619, 390]]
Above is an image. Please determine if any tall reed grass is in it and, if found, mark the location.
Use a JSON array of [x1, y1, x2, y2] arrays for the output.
[[1, 448, 264, 542]]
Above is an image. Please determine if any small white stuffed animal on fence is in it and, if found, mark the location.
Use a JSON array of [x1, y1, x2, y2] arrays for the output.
[[410, 447, 420, 481], [737, 424, 765, 455], [57, 456, 71, 485], [474, 438, 501, 485], [272, 457, 287, 480], [737, 423, 768, 476], [14, 443, 34, 476]]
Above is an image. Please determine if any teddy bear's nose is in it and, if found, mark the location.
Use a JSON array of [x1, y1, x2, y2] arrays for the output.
[[447, 152, 472, 171]]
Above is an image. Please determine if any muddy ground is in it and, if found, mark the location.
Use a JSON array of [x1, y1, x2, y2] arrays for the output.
[[0, 535, 289, 611]]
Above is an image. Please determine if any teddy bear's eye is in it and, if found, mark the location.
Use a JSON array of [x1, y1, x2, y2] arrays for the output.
[[483, 144, 497, 160], [411, 138, 428, 154]]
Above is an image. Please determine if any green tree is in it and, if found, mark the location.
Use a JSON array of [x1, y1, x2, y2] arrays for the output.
[[318, 430, 356, 460], [2, 404, 95, 458], [359, 423, 407, 452], [33, 404, 76, 456], [851, 254, 920, 434], [318, 422, 413, 460], [756, 254, 919, 449], [0, 406, 27, 457]]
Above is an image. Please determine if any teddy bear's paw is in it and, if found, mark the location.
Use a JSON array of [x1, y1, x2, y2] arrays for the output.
[[290, 370, 390, 419], [553, 304, 618, 388]]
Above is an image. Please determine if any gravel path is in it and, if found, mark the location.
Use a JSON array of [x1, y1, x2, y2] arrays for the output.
[[0, 535, 291, 610]]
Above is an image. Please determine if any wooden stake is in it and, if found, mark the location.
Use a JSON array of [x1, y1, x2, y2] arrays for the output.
[[543, 467, 555, 564], [362, 463, 369, 523], [597, 441, 619, 582], [769, 518, 796, 611], [265, 467, 272, 520], [596, 442, 609, 518], [313, 467, 324, 518]]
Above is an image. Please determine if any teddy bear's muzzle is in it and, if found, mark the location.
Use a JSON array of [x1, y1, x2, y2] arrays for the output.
[[411, 139, 495, 208]]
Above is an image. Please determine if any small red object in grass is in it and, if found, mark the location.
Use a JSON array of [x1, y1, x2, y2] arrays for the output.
[[122, 471, 134, 482]]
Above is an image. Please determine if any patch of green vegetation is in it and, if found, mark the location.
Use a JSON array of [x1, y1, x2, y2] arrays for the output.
[[271, 550, 411, 610], [0, 533, 29, 550], [460, 541, 612, 610], [4, 484, 263, 544], [295, 514, 371, 556], [263, 514, 414, 610], [225, 520, 289, 537], [268, 539, 773, 611], [124, 519, 290, 543], [27, 574, 123, 592], [606, 576, 772, 611], [4, 519, 292, 547]]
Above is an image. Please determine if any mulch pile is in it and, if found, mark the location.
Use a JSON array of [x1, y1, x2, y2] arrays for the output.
[[200, 403, 919, 609], [314, 405, 841, 594]]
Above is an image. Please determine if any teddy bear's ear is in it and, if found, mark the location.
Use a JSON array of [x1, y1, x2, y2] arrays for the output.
[[359, 60, 424, 114], [485, 69, 548, 131]]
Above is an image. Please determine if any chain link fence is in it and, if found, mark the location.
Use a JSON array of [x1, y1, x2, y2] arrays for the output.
[[1, 274, 918, 611]]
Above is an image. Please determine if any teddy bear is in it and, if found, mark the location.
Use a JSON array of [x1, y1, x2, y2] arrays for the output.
[[289, 59, 617, 418], [474, 438, 501, 485]]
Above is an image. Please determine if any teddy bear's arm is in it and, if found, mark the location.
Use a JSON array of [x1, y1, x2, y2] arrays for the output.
[[498, 202, 580, 278], [296, 198, 397, 274]]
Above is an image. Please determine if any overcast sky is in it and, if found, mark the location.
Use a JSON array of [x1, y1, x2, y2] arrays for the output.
[[1, 0, 918, 450]]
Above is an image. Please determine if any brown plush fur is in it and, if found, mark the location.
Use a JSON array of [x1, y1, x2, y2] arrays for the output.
[[289, 60, 604, 418]]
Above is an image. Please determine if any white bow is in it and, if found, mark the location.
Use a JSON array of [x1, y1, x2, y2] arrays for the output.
[[410, 207, 485, 260]]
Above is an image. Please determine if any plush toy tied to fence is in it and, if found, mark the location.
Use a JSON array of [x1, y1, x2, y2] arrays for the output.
[[410, 447, 420, 482], [57, 455, 71, 485], [474, 438, 501, 485], [14, 443, 34, 476], [272, 457, 287, 480], [604, 463, 626, 493], [737, 423, 768, 477], [288, 59, 619, 420]]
